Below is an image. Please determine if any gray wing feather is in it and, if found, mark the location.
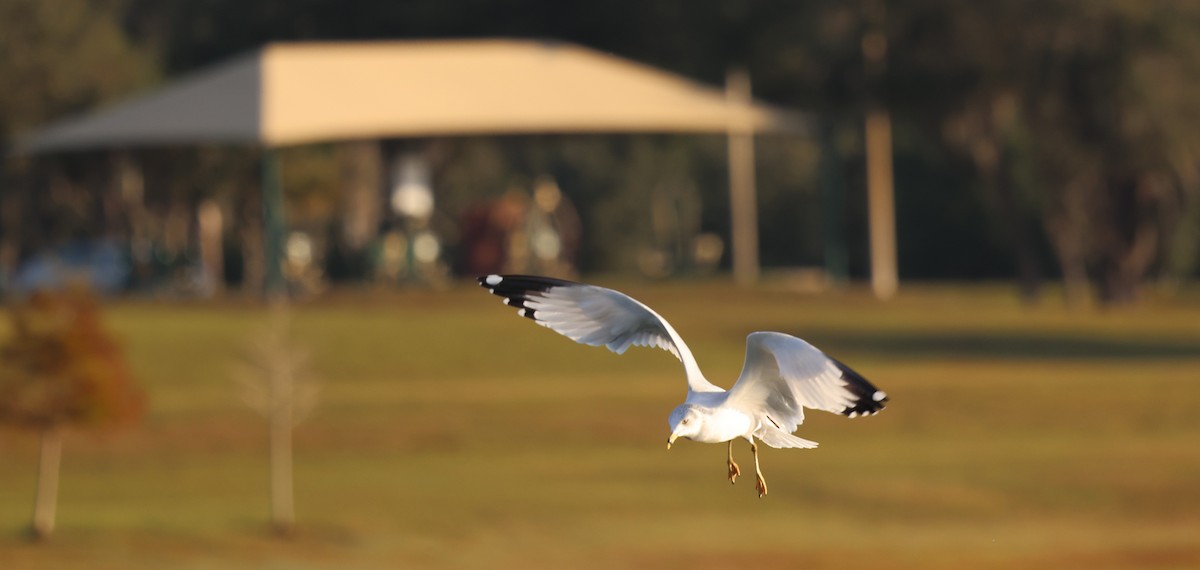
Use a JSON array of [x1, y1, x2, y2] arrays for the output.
[[522, 286, 680, 357], [726, 332, 887, 433], [482, 275, 720, 393]]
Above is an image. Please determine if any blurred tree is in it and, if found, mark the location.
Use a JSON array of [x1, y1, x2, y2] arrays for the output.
[[0, 0, 153, 136], [892, 0, 1200, 304], [233, 305, 318, 536], [0, 0, 153, 274], [0, 289, 144, 540]]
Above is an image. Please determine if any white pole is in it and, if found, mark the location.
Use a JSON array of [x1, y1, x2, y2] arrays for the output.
[[726, 67, 759, 287], [864, 0, 898, 299]]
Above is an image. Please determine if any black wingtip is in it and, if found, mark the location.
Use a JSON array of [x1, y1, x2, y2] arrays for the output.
[[830, 358, 889, 418], [478, 274, 580, 290], [478, 274, 582, 321], [478, 274, 582, 297]]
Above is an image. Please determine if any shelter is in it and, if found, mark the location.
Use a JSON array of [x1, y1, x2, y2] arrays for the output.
[[17, 39, 818, 293]]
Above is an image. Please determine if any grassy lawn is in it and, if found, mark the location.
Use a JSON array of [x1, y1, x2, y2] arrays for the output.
[[1, 280, 1198, 569]]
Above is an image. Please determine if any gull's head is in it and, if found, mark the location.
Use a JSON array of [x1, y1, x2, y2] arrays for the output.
[[666, 404, 704, 449]]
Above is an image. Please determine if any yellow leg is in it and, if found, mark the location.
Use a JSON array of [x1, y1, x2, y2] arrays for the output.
[[751, 440, 768, 498], [727, 441, 741, 484]]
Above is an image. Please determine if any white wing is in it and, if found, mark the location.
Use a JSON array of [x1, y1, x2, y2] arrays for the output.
[[480, 274, 721, 393], [725, 332, 888, 433]]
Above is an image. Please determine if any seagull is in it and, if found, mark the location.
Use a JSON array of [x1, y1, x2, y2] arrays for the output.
[[479, 274, 888, 498]]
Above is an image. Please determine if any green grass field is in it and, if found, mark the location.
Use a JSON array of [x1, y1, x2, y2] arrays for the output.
[[1, 280, 1198, 569]]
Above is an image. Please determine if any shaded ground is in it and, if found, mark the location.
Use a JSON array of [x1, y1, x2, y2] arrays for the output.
[[0, 280, 1198, 569]]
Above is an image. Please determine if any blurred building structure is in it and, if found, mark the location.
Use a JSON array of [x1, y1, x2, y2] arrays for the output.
[[14, 40, 816, 295]]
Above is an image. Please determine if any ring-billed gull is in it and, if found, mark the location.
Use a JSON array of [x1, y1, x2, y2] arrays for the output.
[[479, 274, 888, 498]]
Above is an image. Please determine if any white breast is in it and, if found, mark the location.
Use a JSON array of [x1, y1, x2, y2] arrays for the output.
[[694, 408, 754, 443]]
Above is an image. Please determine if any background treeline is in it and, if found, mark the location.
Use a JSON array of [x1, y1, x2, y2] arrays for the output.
[[3, 0, 1199, 305]]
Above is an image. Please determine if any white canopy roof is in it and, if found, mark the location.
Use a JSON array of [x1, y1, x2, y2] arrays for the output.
[[18, 39, 812, 152]]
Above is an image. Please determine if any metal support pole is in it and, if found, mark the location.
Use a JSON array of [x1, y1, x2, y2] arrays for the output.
[[726, 67, 759, 287], [262, 149, 287, 299]]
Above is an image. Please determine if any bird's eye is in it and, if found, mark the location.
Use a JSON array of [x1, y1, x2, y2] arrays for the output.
[[681, 418, 690, 425]]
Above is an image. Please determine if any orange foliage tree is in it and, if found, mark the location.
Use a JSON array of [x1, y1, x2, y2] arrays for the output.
[[0, 289, 143, 540]]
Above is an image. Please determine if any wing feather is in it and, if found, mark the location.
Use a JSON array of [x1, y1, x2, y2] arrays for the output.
[[480, 274, 720, 393], [726, 332, 888, 432]]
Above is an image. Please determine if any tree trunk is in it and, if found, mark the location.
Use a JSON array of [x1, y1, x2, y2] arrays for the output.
[[30, 424, 64, 541], [1046, 213, 1092, 310], [1045, 174, 1095, 309], [1099, 175, 1166, 305], [268, 318, 296, 538], [1163, 156, 1200, 285], [990, 149, 1044, 303], [269, 401, 295, 535]]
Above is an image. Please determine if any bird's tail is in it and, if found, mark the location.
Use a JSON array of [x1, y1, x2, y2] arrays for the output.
[[756, 427, 819, 449]]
